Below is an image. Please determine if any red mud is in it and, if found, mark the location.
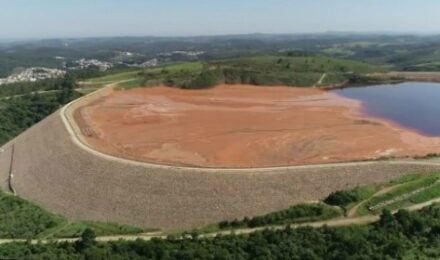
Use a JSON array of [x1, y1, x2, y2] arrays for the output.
[[74, 84, 440, 168]]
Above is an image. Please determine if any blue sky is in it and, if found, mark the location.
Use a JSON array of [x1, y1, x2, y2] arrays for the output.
[[1, 0, 440, 38]]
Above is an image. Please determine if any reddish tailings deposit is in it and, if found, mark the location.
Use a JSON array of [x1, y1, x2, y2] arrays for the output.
[[74, 84, 440, 168]]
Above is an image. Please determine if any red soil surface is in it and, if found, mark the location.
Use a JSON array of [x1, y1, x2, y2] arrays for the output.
[[75, 84, 440, 168]]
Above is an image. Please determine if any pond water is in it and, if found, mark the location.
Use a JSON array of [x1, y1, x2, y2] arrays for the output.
[[333, 82, 440, 137]]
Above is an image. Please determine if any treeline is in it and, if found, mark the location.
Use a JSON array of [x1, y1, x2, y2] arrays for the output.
[[0, 204, 439, 259], [218, 204, 341, 229], [0, 75, 78, 145], [0, 78, 64, 98]]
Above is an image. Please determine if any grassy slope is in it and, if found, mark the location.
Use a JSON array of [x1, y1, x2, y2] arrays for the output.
[[187, 56, 384, 88], [214, 56, 382, 76], [0, 191, 148, 239], [348, 173, 440, 216], [87, 62, 204, 87], [361, 173, 440, 214]]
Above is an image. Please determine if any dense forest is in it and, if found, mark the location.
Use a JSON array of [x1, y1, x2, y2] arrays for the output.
[[0, 204, 438, 259]]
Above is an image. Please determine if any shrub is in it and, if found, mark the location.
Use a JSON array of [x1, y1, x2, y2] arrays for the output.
[[324, 191, 358, 206]]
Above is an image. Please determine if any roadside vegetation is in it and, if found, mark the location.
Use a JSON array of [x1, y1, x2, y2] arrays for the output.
[[0, 190, 147, 239], [0, 190, 64, 239], [213, 204, 341, 231], [52, 221, 146, 239], [0, 204, 438, 259]]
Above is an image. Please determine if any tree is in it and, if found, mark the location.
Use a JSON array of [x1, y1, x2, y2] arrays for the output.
[[76, 228, 96, 251], [58, 74, 76, 104], [324, 190, 358, 206], [378, 209, 395, 228]]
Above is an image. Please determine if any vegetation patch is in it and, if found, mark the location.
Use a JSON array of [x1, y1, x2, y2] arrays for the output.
[[324, 185, 378, 209], [53, 221, 148, 238], [0, 76, 78, 146], [414, 153, 440, 160], [98, 56, 386, 90], [0, 190, 149, 239], [0, 204, 439, 259], [361, 173, 440, 214], [0, 191, 64, 239], [216, 203, 342, 230], [183, 56, 385, 88]]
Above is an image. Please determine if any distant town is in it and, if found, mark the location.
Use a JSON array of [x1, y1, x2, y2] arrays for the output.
[[0, 67, 65, 85]]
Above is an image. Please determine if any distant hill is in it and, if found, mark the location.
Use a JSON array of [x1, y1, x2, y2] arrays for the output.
[[3, 33, 440, 77]]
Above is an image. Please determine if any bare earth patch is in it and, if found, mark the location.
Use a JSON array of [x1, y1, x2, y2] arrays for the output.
[[74, 84, 440, 168]]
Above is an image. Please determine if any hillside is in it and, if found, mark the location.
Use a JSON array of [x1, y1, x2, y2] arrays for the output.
[[95, 55, 388, 90]]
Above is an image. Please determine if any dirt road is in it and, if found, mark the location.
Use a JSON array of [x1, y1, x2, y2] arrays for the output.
[[315, 73, 327, 86]]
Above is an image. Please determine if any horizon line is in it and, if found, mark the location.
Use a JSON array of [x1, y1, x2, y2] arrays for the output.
[[2, 31, 440, 42]]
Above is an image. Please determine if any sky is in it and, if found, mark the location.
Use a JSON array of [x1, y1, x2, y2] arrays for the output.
[[1, 0, 440, 39]]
